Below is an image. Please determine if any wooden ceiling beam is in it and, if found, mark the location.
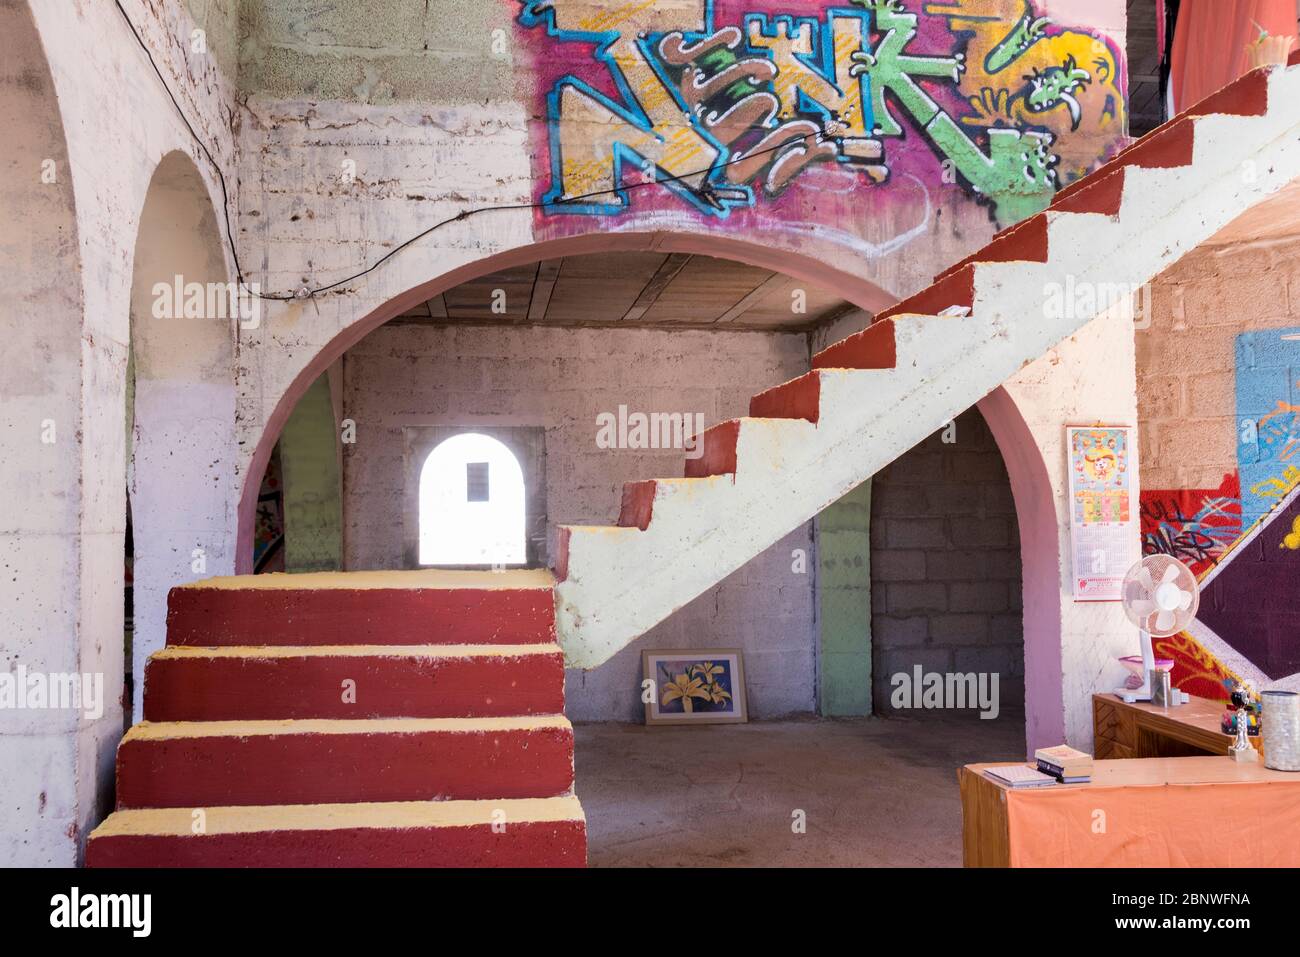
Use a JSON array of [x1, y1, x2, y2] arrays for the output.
[[527, 259, 563, 323], [620, 253, 691, 322], [713, 272, 796, 324]]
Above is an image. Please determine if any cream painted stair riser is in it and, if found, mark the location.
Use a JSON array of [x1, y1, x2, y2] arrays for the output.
[[556, 64, 1300, 670]]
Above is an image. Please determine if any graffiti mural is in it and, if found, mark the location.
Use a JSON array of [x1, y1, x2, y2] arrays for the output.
[[1236, 328, 1300, 527], [514, 0, 1126, 232], [931, 0, 1123, 183], [1140, 473, 1243, 577], [1141, 328, 1300, 697], [1196, 482, 1300, 680], [1152, 631, 1239, 703]]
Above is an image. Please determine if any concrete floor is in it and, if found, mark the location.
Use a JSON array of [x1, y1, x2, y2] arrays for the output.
[[575, 714, 1026, 867]]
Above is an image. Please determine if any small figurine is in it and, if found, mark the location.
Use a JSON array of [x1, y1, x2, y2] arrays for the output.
[[1230, 700, 1258, 763], [1220, 678, 1262, 737]]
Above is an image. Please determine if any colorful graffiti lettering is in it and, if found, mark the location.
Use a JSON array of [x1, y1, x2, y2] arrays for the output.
[[1253, 464, 1300, 501], [1139, 473, 1243, 576], [515, 0, 1126, 226]]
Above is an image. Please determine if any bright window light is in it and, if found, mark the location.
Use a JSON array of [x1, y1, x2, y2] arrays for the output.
[[418, 433, 526, 565]]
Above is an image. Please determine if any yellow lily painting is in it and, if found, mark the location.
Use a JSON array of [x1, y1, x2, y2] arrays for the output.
[[656, 660, 737, 714], [661, 673, 711, 712], [645, 651, 746, 725], [691, 662, 724, 682]]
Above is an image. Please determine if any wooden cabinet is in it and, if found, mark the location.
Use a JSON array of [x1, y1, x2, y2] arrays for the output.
[[1092, 693, 1253, 759]]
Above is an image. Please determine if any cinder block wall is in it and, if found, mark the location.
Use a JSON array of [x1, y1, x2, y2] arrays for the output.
[[340, 322, 817, 720], [869, 408, 1025, 717], [1139, 237, 1299, 492]]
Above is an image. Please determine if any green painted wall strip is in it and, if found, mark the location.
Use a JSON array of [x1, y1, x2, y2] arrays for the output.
[[279, 373, 343, 572], [817, 478, 872, 716]]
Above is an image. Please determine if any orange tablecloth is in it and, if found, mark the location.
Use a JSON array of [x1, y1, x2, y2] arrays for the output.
[[968, 757, 1300, 867]]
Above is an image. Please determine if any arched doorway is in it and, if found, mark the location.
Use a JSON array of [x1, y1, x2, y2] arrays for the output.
[[232, 240, 1085, 866], [126, 151, 238, 720], [418, 433, 527, 566], [867, 406, 1026, 738]]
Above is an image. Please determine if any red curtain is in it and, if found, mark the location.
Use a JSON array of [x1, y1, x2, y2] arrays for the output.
[[1170, 0, 1296, 110]]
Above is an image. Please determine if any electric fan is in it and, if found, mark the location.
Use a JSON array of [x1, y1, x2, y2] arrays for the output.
[[1115, 555, 1200, 701]]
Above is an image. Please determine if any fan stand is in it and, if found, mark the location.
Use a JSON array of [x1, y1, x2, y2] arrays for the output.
[[1113, 629, 1156, 702]]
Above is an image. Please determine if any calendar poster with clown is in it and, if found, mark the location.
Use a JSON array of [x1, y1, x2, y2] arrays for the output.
[[1068, 426, 1139, 600]]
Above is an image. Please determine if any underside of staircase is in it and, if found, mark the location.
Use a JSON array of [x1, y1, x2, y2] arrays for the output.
[[555, 57, 1300, 670], [86, 570, 586, 867]]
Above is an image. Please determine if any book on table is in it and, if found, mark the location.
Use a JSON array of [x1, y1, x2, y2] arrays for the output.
[[1036, 767, 1091, 783], [1034, 744, 1093, 780], [983, 764, 1059, 788]]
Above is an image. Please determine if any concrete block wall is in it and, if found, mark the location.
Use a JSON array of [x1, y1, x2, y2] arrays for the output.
[[1138, 237, 1300, 492], [1135, 233, 1300, 694], [870, 409, 1025, 717], [339, 322, 817, 720]]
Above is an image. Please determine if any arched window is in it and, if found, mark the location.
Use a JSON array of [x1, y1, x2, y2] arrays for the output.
[[418, 433, 526, 565]]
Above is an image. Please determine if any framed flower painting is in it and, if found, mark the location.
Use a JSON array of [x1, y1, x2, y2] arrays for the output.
[[642, 650, 747, 726]]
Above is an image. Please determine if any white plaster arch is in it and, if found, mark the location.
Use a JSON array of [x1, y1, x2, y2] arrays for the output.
[[127, 150, 239, 721], [230, 235, 1116, 756]]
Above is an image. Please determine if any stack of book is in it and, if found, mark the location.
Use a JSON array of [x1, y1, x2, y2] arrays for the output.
[[1034, 744, 1093, 783]]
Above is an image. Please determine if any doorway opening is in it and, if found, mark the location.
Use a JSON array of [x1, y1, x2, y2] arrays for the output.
[[870, 406, 1026, 731], [418, 433, 527, 566]]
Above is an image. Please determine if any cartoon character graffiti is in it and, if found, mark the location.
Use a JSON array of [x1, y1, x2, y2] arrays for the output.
[[925, 0, 1125, 181], [515, 0, 1126, 226]]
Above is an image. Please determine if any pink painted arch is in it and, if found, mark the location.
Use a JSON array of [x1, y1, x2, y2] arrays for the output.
[[235, 230, 900, 571], [978, 388, 1065, 757]]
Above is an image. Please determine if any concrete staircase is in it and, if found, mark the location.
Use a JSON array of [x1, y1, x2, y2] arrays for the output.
[[86, 569, 586, 868], [555, 60, 1300, 670]]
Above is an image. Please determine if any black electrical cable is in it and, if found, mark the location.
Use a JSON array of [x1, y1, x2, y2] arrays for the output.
[[115, 0, 844, 302], [114, 1, 249, 290]]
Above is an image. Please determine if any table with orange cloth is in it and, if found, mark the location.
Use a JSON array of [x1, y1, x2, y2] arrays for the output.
[[959, 756, 1300, 867]]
